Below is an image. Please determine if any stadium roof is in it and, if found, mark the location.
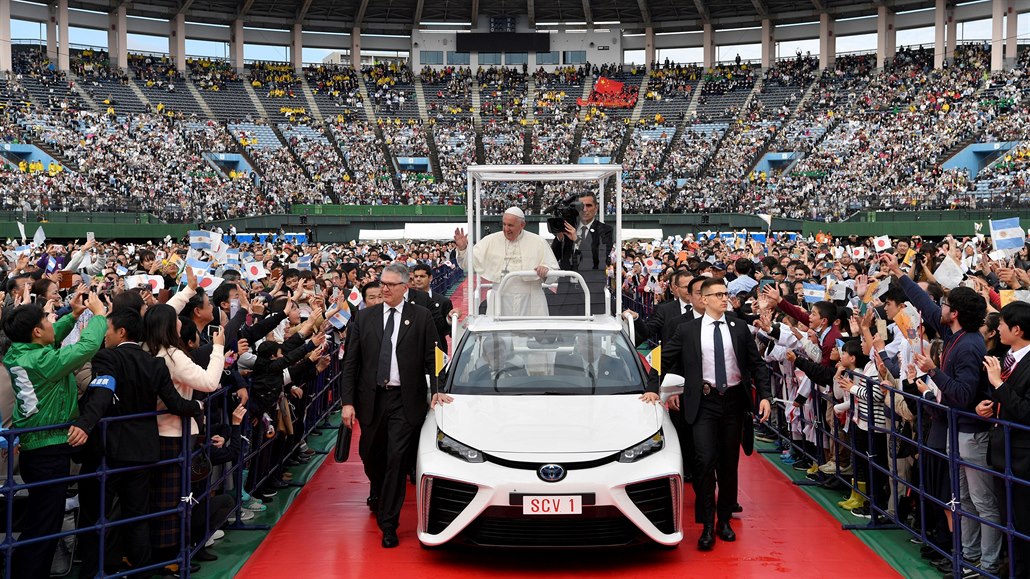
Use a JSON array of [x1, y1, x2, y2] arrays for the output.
[[53, 0, 941, 36]]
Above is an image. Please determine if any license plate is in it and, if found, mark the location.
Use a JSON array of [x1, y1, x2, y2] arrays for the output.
[[522, 495, 582, 515]]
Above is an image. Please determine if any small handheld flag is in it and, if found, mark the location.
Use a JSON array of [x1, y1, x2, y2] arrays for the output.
[[242, 261, 268, 281], [802, 283, 826, 304], [989, 217, 1024, 254], [872, 236, 892, 252], [328, 302, 352, 330]]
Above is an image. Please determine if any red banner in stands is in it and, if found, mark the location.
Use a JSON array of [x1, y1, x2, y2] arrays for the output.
[[593, 76, 624, 95]]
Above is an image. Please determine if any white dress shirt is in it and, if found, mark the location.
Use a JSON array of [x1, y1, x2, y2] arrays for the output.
[[1009, 342, 1030, 368], [701, 313, 742, 387], [383, 301, 404, 386], [677, 299, 690, 315]]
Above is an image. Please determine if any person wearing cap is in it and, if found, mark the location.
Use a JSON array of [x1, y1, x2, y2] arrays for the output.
[[454, 207, 559, 316]]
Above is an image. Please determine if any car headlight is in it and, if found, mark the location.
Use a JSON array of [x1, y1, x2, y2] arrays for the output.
[[436, 430, 485, 463], [619, 430, 664, 463]]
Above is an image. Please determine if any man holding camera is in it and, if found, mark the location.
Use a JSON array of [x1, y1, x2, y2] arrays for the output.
[[551, 193, 614, 316], [3, 288, 107, 578]]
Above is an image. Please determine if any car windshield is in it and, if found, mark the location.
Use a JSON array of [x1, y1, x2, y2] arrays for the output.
[[446, 329, 645, 395]]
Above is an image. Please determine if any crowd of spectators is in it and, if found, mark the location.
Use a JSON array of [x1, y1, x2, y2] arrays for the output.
[[4, 45, 1030, 218], [478, 66, 527, 119], [531, 119, 574, 165], [327, 120, 402, 204], [187, 58, 240, 91], [482, 120, 525, 165], [249, 62, 301, 98], [0, 236, 467, 577], [646, 62, 703, 100], [129, 53, 183, 88]]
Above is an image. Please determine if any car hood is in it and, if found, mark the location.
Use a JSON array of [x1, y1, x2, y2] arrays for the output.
[[435, 395, 662, 454]]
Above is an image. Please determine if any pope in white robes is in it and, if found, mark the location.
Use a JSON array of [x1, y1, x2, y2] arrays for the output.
[[455, 207, 559, 316]]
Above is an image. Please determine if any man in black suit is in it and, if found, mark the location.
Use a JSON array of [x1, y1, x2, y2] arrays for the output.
[[981, 301, 1030, 578], [551, 193, 615, 316], [405, 283, 448, 347], [627, 271, 695, 347], [410, 263, 455, 345], [663, 277, 772, 551], [340, 263, 452, 548], [72, 308, 205, 576]]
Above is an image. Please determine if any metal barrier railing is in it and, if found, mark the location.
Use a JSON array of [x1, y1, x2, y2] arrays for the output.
[[763, 364, 1030, 579], [0, 339, 342, 579]]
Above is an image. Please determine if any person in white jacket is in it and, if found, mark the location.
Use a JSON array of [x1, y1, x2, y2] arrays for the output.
[[142, 301, 224, 557]]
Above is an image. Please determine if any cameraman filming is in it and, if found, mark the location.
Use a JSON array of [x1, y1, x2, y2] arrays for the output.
[[551, 193, 614, 316]]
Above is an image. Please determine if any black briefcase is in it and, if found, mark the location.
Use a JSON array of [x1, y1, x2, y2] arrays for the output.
[[334, 423, 353, 462], [741, 413, 755, 456]]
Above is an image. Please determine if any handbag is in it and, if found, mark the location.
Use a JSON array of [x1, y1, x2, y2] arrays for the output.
[[334, 422, 353, 462], [276, 395, 295, 435], [191, 446, 213, 483]]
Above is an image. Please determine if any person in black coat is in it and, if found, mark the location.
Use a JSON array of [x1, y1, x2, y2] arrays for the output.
[[406, 286, 448, 346], [410, 263, 455, 346], [340, 264, 451, 548], [982, 302, 1030, 579], [73, 308, 205, 577], [551, 193, 615, 316], [662, 277, 772, 551]]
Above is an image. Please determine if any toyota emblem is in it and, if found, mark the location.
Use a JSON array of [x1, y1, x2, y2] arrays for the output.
[[538, 464, 566, 483]]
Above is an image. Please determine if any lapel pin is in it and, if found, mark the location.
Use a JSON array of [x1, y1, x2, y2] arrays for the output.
[[404, 320, 410, 326], [730, 321, 736, 327]]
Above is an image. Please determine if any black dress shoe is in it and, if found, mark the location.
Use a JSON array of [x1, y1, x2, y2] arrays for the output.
[[268, 478, 290, 489], [194, 548, 218, 562], [732, 503, 743, 514], [366, 495, 379, 513], [382, 531, 399, 548], [716, 520, 736, 542], [697, 525, 715, 551]]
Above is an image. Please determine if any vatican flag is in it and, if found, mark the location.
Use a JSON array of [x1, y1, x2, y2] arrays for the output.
[[645, 345, 661, 375]]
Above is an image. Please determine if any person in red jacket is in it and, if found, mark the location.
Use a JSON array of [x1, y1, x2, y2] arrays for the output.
[[762, 284, 842, 367]]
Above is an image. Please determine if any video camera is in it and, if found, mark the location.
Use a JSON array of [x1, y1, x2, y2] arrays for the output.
[[545, 196, 584, 236]]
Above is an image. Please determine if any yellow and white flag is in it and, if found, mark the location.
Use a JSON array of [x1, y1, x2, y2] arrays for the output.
[[645, 345, 661, 375], [435, 346, 449, 376]]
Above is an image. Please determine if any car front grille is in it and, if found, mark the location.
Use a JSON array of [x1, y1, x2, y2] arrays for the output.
[[426, 478, 478, 535], [464, 506, 641, 547], [625, 477, 678, 534]]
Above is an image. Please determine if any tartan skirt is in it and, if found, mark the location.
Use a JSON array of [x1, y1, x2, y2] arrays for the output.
[[151, 436, 185, 549]]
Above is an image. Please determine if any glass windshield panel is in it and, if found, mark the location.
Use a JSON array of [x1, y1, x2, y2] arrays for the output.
[[447, 330, 644, 395]]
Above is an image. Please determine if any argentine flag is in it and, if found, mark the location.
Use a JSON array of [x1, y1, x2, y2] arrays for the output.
[[189, 230, 217, 251], [328, 302, 352, 330], [802, 283, 826, 304], [989, 218, 1025, 253]]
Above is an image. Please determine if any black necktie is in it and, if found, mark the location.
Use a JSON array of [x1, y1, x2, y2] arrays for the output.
[[713, 321, 728, 394], [377, 307, 396, 386]]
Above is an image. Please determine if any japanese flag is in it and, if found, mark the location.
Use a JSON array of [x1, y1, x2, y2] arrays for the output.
[[873, 236, 892, 252], [850, 246, 867, 260], [126, 275, 165, 294], [243, 261, 268, 281], [196, 273, 224, 293], [347, 288, 364, 309]]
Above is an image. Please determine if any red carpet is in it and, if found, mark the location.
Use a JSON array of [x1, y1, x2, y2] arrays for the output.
[[238, 430, 901, 578]]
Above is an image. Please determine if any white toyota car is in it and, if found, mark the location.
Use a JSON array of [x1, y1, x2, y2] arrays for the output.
[[416, 314, 683, 548]]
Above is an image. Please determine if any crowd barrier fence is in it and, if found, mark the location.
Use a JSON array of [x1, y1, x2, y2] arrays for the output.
[[766, 368, 1029, 579], [0, 344, 343, 579]]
